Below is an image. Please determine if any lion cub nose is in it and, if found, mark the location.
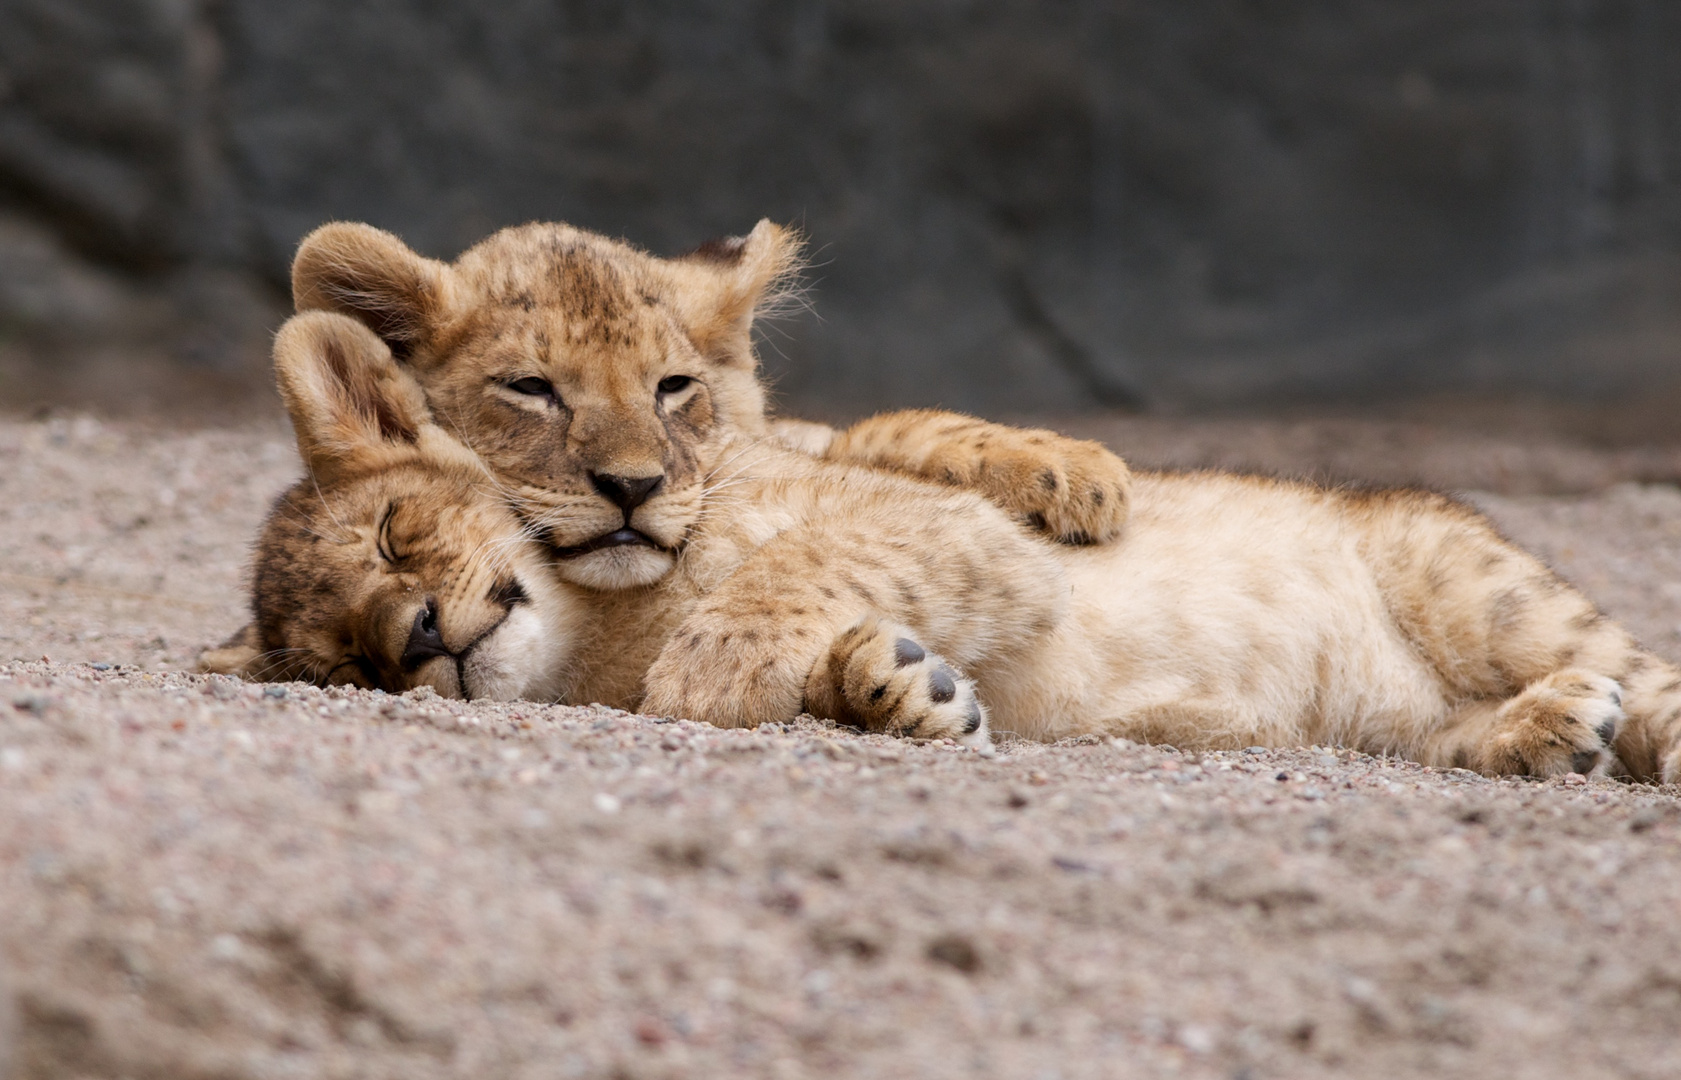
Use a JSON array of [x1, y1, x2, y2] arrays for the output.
[[590, 472, 664, 512], [400, 600, 453, 670]]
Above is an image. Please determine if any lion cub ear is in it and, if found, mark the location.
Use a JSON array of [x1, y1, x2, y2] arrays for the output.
[[668, 219, 803, 366], [273, 311, 433, 480], [197, 623, 264, 678], [291, 222, 452, 361]]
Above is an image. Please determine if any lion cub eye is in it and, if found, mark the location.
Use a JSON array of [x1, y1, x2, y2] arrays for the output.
[[657, 375, 694, 396], [505, 376, 558, 402], [377, 503, 402, 564]]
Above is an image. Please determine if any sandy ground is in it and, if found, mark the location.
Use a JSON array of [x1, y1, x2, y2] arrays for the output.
[[7, 412, 1681, 1078]]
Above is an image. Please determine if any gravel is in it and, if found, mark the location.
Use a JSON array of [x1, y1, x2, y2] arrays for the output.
[[5, 412, 1681, 1079]]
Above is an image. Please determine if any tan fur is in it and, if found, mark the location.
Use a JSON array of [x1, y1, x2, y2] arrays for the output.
[[211, 313, 1681, 781], [290, 219, 1129, 590], [821, 409, 1129, 544], [205, 314, 580, 699]]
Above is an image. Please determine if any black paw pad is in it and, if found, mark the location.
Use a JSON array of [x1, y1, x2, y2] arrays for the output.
[[1597, 719, 1617, 744], [929, 666, 957, 704], [961, 700, 983, 735], [893, 638, 926, 667]]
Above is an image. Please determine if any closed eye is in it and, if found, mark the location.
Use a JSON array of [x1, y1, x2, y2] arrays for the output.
[[377, 502, 401, 564], [506, 376, 558, 402]]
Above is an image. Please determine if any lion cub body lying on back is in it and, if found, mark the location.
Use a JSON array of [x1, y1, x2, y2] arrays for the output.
[[209, 313, 1681, 783]]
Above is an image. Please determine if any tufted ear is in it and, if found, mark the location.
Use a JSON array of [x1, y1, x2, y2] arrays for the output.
[[272, 311, 433, 480], [291, 222, 453, 361], [667, 219, 803, 367]]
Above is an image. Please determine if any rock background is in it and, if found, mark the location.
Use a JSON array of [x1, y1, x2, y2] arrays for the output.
[[2, 0, 1680, 414]]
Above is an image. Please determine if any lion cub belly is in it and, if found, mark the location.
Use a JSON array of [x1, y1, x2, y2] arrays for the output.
[[974, 474, 1450, 748]]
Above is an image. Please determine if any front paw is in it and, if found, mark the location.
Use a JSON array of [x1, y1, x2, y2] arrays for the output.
[[641, 621, 812, 729], [804, 617, 989, 747], [962, 432, 1130, 546]]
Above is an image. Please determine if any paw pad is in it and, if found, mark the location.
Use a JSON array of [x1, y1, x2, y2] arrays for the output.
[[1488, 669, 1625, 777], [929, 666, 957, 704], [812, 618, 990, 744]]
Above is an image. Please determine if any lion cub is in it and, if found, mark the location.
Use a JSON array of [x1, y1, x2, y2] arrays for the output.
[[209, 312, 1681, 783], [290, 218, 1128, 591]]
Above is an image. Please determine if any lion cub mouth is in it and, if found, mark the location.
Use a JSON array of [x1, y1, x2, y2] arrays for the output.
[[551, 527, 666, 559]]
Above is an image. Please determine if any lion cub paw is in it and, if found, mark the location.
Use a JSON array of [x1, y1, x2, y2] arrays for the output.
[[1484, 670, 1623, 777], [804, 617, 989, 747], [963, 433, 1130, 546]]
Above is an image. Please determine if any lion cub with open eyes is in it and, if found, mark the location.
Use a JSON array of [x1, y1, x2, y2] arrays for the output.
[[210, 312, 1681, 783], [289, 218, 1129, 592]]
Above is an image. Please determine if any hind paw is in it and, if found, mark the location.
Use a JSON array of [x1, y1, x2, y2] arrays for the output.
[[1484, 670, 1623, 777], [804, 617, 989, 747]]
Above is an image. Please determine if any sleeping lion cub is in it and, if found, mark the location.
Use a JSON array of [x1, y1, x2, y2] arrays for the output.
[[290, 218, 1128, 591], [206, 312, 1681, 782]]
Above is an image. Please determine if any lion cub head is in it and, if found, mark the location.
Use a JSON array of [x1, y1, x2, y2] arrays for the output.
[[290, 218, 800, 590], [201, 312, 581, 700]]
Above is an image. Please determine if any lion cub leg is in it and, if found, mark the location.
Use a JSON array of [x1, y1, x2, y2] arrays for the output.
[[1420, 670, 1624, 777], [804, 616, 989, 746], [823, 409, 1132, 545]]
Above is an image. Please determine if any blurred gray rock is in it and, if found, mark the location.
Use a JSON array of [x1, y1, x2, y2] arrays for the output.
[[1, 0, 1679, 412], [0, 211, 148, 334]]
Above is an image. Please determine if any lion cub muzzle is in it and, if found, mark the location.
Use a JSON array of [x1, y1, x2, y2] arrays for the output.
[[550, 470, 668, 558], [541, 468, 688, 591]]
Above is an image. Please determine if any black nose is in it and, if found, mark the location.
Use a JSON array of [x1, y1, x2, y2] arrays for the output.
[[399, 600, 452, 670], [590, 472, 664, 513]]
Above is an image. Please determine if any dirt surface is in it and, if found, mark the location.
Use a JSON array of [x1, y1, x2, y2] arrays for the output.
[[6, 413, 1681, 1079]]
